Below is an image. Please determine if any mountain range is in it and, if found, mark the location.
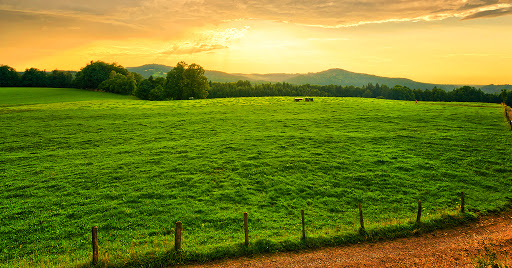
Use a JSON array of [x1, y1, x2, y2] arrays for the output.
[[127, 64, 511, 94]]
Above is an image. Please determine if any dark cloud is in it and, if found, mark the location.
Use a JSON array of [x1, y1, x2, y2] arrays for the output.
[[0, 0, 140, 14], [459, 0, 499, 10], [462, 6, 512, 19]]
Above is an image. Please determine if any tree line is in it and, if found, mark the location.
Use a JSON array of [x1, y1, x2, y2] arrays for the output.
[[0, 61, 210, 101], [1, 62, 511, 106], [209, 80, 512, 106], [0, 65, 75, 88]]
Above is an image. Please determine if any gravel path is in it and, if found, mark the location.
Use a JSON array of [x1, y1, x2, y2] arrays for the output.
[[182, 211, 512, 267]]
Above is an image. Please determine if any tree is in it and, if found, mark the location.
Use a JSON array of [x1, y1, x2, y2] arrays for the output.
[[500, 89, 509, 105], [149, 85, 165, 101], [134, 78, 153, 100], [74, 61, 129, 89], [165, 61, 186, 100], [390, 85, 415, 101], [165, 62, 209, 100], [48, 70, 73, 88], [21, 68, 48, 87], [431, 87, 448, 102], [98, 71, 137, 95], [0, 65, 20, 87], [132, 72, 143, 86], [181, 63, 209, 99], [503, 90, 512, 107], [134, 76, 167, 100], [362, 89, 372, 98], [450, 86, 486, 102]]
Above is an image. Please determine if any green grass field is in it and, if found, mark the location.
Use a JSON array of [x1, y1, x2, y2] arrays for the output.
[[0, 87, 136, 106], [1, 87, 512, 267]]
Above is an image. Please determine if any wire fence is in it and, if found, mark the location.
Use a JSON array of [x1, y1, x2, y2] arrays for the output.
[[89, 192, 467, 265]]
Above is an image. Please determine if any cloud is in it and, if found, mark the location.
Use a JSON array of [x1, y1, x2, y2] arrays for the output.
[[159, 27, 250, 55], [3, 0, 512, 34], [307, 37, 350, 41], [462, 6, 512, 19], [119, 0, 512, 30], [0, 0, 140, 15], [459, 0, 500, 10], [0, 7, 143, 30], [160, 44, 228, 55], [2, 0, 512, 72]]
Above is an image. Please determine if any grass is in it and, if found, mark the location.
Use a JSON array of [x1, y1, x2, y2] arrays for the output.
[[0, 87, 135, 106], [473, 242, 511, 268], [1, 87, 512, 267]]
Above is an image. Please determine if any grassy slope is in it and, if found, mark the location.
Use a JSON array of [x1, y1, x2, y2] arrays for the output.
[[1, 88, 512, 267], [0, 87, 135, 106]]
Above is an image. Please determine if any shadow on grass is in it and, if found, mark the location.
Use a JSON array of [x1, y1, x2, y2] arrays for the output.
[[77, 212, 478, 268]]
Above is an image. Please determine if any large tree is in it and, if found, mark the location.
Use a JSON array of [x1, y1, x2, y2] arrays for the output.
[[73, 61, 129, 89], [165, 61, 186, 100], [21, 68, 48, 87], [0, 65, 20, 87], [182, 63, 209, 99], [165, 62, 209, 100]]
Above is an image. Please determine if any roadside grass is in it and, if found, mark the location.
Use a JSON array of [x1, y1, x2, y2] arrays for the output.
[[473, 242, 511, 268], [76, 209, 477, 268], [470, 209, 512, 268], [1, 88, 512, 267]]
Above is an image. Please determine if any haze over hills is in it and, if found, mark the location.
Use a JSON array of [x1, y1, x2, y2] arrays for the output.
[[284, 69, 456, 91], [126, 64, 171, 79], [127, 64, 511, 94]]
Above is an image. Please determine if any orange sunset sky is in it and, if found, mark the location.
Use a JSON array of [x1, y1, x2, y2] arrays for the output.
[[1, 0, 511, 85]]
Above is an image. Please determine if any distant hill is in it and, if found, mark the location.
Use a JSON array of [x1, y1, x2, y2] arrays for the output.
[[232, 73, 301, 83], [127, 64, 510, 92], [127, 64, 172, 78], [127, 64, 266, 82], [479, 84, 512, 94], [203, 70, 267, 83], [282, 69, 457, 91]]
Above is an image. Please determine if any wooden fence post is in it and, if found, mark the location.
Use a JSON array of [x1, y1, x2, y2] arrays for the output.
[[461, 192, 465, 213], [244, 212, 249, 245], [358, 203, 365, 231], [92, 226, 98, 265], [175, 221, 182, 251], [416, 200, 422, 223], [301, 210, 306, 240]]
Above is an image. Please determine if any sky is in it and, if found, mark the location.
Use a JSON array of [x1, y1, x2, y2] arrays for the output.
[[1, 0, 511, 85]]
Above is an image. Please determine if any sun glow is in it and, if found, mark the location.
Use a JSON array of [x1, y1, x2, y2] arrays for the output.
[[2, 0, 512, 85]]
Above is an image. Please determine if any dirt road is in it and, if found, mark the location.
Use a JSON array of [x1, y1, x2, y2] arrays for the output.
[[183, 211, 512, 267]]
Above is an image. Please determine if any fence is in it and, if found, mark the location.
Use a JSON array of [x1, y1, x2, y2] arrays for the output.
[[89, 192, 467, 265]]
